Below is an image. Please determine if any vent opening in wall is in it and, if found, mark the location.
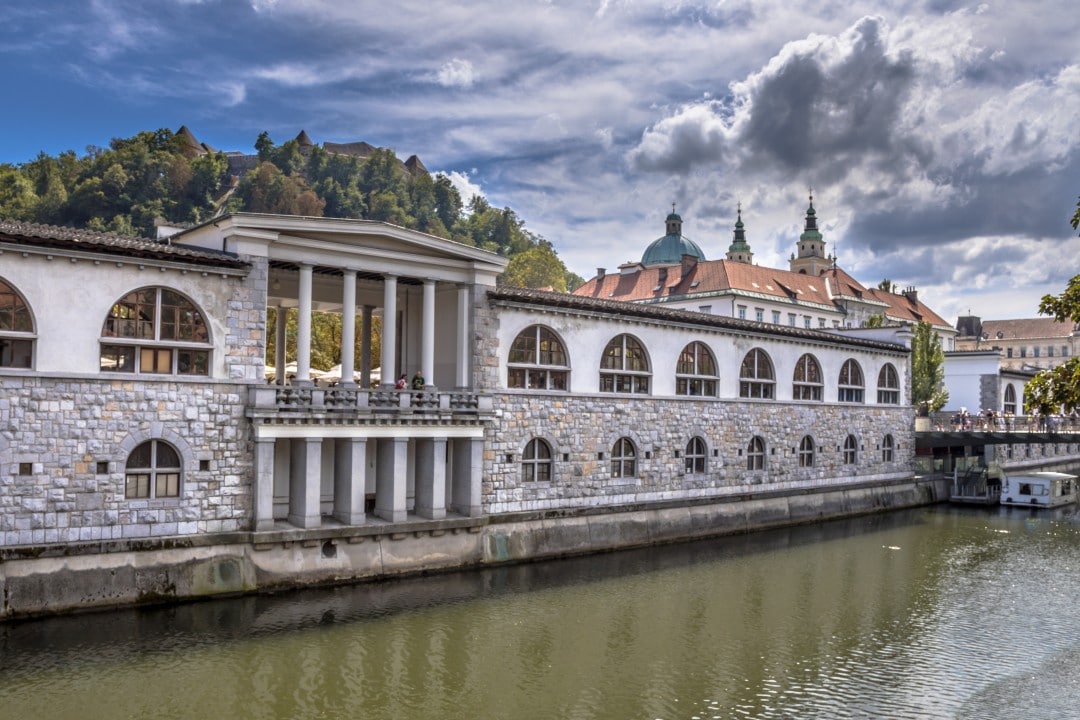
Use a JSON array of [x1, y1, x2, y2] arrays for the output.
[[713, 449, 719, 457], [597, 452, 605, 460], [321, 540, 337, 559], [645, 451, 652, 460], [18, 462, 32, 476], [96, 461, 109, 474], [562, 453, 569, 462], [505, 454, 514, 463], [674, 450, 681, 458], [200, 460, 210, 472]]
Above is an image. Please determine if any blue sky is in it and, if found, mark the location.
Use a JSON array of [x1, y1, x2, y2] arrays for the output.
[[2, 0, 1078, 323]]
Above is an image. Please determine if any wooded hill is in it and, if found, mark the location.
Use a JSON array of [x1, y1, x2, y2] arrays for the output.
[[0, 127, 583, 292]]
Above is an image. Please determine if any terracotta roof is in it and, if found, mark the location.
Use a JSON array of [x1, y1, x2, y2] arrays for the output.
[[979, 318, 1079, 340], [0, 219, 248, 270], [491, 286, 909, 353], [323, 140, 377, 158], [863, 287, 951, 328]]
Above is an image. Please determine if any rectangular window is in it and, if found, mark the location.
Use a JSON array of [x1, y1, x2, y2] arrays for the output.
[[772, 310, 781, 324], [1034, 346, 1040, 357], [699, 305, 712, 314], [100, 345, 135, 372], [818, 318, 826, 328], [1064, 346, 1070, 357], [140, 347, 173, 373], [755, 308, 764, 322], [803, 316, 811, 329], [1020, 347, 1027, 357], [737, 305, 747, 320], [1007, 347, 1013, 358], [788, 313, 796, 327], [1048, 346, 1054, 357]]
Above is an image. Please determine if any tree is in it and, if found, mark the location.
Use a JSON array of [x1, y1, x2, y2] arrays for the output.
[[501, 244, 571, 292], [911, 321, 948, 416], [864, 313, 886, 328], [877, 279, 895, 293], [1025, 270, 1080, 414]]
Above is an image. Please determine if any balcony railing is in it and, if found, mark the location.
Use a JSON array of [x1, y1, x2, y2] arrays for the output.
[[926, 412, 1080, 434], [249, 385, 492, 415]]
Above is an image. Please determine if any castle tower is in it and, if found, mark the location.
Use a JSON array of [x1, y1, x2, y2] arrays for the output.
[[725, 203, 753, 264], [789, 194, 829, 275]]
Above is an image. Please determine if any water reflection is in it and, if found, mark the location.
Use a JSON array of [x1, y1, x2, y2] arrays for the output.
[[4, 506, 1080, 719]]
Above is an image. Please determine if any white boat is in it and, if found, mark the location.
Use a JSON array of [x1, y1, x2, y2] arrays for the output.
[[999, 471, 1078, 508]]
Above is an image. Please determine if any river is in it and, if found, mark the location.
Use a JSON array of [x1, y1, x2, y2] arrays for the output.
[[3, 505, 1080, 719]]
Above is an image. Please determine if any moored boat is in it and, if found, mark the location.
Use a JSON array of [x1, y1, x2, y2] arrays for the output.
[[1000, 471, 1078, 508]]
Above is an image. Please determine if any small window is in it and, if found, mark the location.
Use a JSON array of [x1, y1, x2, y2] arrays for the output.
[[699, 305, 712, 314], [746, 436, 766, 470], [1003, 384, 1017, 415], [1020, 347, 1027, 358], [737, 305, 747, 320], [877, 363, 900, 404], [788, 313, 796, 327], [611, 437, 637, 478], [882, 434, 895, 462], [803, 316, 812, 329], [18, 462, 32, 476], [793, 353, 822, 401], [754, 308, 764, 322], [739, 349, 775, 399], [838, 359, 864, 403], [772, 310, 781, 324], [1048, 346, 1054, 357], [0, 278, 35, 368], [676, 341, 718, 397], [843, 434, 858, 465], [685, 437, 707, 474], [1007, 347, 1013, 358], [521, 438, 553, 483], [508, 325, 569, 390], [1033, 346, 1040, 357], [96, 461, 109, 474], [125, 439, 181, 499], [600, 334, 650, 394], [798, 435, 815, 467]]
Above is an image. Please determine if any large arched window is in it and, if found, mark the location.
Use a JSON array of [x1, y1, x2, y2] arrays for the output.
[[881, 434, 895, 462], [508, 325, 569, 390], [843, 434, 858, 465], [521, 438, 553, 483], [611, 437, 637, 478], [739, 349, 775, 399], [877, 363, 900, 404], [1004, 384, 1017, 415], [685, 436, 707, 473], [798, 435, 815, 467], [600, 334, 650, 394], [746, 436, 766, 470], [838, 359, 864, 403], [125, 439, 181, 499], [792, 354, 822, 401], [0, 278, 34, 368], [101, 287, 210, 375], [676, 342, 718, 396]]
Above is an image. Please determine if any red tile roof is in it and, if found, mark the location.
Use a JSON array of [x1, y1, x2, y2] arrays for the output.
[[978, 318, 1079, 340]]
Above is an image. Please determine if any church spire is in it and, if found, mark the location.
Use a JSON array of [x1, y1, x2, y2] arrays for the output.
[[726, 202, 753, 264], [789, 192, 828, 275]]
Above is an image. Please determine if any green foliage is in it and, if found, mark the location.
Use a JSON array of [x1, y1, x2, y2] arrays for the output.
[[864, 313, 886, 328], [911, 321, 948, 415], [877, 278, 895, 293], [266, 307, 382, 375], [1026, 269, 1080, 414], [501, 245, 570, 292]]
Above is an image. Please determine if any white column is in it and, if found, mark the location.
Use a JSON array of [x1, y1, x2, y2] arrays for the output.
[[274, 304, 287, 386], [381, 274, 398, 386], [375, 437, 408, 523], [451, 437, 483, 517], [288, 437, 322, 528], [456, 284, 470, 388], [254, 437, 276, 531], [340, 269, 357, 387], [414, 437, 447, 520], [334, 437, 367, 525], [297, 263, 313, 384], [361, 305, 374, 387], [421, 279, 436, 386]]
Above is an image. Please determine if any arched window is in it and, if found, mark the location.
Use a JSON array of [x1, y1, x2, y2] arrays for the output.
[[1004, 384, 1017, 415], [882, 434, 895, 462], [676, 342, 718, 396], [792, 354, 822, 401], [611, 437, 637, 478], [125, 439, 181, 499], [877, 363, 900, 404], [838, 359, 864, 403], [798, 435, 815, 467], [600, 334, 650, 394], [508, 325, 569, 390], [746, 436, 766, 470], [101, 288, 210, 375], [0, 278, 34, 368], [685, 436, 707, 473], [521, 438, 553, 483], [739, 349, 775, 399], [843, 434, 858, 464]]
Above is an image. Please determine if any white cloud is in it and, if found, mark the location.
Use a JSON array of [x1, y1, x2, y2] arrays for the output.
[[436, 58, 475, 88], [440, 170, 485, 208]]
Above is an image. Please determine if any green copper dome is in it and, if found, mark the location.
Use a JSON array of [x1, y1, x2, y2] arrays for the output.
[[641, 205, 706, 266]]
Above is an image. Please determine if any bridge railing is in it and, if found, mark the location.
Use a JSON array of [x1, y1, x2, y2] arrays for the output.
[[927, 412, 1080, 433]]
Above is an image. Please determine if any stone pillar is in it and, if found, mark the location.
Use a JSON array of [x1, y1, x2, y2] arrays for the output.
[[334, 437, 367, 525], [361, 305, 374, 387], [296, 263, 313, 384], [288, 436, 322, 528], [381, 274, 398, 387], [456, 284, 471, 388], [375, 437, 408, 522], [414, 437, 447, 519], [340, 269, 357, 387], [422, 279, 436, 386], [452, 436, 483, 517], [274, 304, 287, 386], [254, 437, 276, 531]]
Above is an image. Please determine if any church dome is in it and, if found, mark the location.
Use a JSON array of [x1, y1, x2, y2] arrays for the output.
[[641, 206, 706, 266]]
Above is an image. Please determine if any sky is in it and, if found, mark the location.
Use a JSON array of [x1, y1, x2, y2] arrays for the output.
[[1, 0, 1078, 324]]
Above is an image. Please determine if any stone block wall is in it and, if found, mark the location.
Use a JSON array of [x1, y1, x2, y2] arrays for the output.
[[483, 391, 915, 514], [0, 376, 253, 546]]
